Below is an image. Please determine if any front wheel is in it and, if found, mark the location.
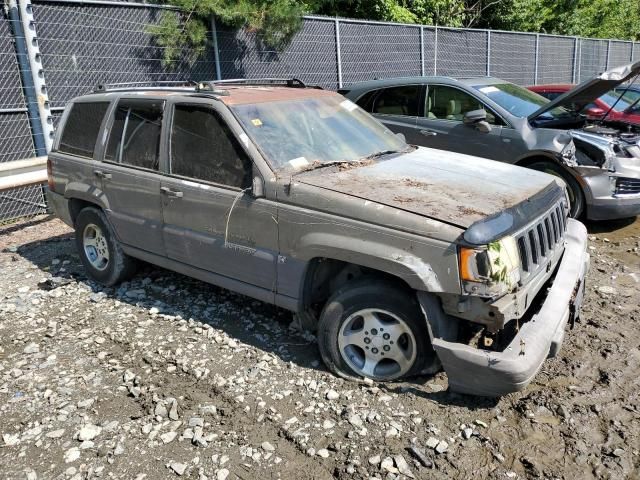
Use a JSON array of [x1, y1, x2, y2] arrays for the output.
[[317, 278, 435, 382], [527, 161, 584, 218]]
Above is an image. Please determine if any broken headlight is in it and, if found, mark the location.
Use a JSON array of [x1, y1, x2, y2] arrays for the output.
[[459, 236, 521, 298]]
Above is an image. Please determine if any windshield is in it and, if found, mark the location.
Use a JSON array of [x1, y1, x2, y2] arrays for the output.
[[597, 91, 634, 110], [473, 83, 572, 119], [231, 96, 407, 171]]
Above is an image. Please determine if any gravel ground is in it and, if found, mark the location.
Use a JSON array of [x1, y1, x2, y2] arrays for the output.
[[0, 216, 639, 480]]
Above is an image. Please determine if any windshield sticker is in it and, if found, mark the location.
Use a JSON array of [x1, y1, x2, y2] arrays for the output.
[[479, 86, 499, 94], [288, 157, 310, 169], [340, 99, 358, 112], [251, 118, 263, 127], [239, 133, 249, 146]]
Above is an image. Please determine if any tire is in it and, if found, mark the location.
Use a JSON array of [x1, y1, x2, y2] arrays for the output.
[[317, 278, 435, 382], [527, 161, 584, 218], [74, 206, 136, 286]]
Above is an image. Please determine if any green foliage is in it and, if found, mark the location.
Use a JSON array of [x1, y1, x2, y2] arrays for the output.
[[152, 0, 640, 66]]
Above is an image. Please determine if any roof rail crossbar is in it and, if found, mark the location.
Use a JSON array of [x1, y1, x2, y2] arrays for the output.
[[207, 78, 308, 88], [93, 80, 198, 92]]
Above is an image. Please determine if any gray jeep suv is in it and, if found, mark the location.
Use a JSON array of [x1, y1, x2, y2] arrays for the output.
[[341, 61, 640, 221], [46, 79, 589, 396]]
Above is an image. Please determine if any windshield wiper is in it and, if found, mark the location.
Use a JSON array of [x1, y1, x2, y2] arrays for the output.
[[295, 159, 359, 173], [362, 149, 402, 160]]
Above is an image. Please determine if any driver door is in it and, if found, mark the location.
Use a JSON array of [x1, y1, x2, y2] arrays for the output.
[[416, 85, 504, 160]]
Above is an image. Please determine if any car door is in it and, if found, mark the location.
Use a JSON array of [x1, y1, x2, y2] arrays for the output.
[[98, 98, 166, 256], [365, 85, 424, 144], [160, 100, 278, 290], [416, 84, 504, 160]]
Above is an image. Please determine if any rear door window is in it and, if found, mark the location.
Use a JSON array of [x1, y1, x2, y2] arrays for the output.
[[371, 85, 421, 116], [58, 102, 109, 158], [170, 104, 252, 188], [105, 99, 164, 170]]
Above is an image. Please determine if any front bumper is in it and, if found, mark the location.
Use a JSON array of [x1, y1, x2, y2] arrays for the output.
[[430, 219, 589, 396], [581, 159, 640, 220]]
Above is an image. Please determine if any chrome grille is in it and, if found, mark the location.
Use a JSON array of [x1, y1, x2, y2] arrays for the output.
[[615, 177, 640, 195], [516, 200, 568, 282]]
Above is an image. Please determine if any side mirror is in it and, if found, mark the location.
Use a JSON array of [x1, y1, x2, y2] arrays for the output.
[[476, 121, 492, 133], [584, 106, 605, 119], [251, 176, 265, 198], [463, 109, 487, 125], [395, 132, 406, 143]]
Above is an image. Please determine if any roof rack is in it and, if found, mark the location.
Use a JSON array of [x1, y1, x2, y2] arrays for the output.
[[92, 78, 321, 94]]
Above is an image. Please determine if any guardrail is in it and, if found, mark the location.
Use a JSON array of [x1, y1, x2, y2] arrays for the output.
[[0, 156, 47, 191]]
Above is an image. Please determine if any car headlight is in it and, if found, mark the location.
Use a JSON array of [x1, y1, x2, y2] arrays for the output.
[[459, 236, 521, 298]]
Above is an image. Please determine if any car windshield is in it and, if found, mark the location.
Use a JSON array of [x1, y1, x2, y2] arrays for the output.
[[231, 96, 407, 171], [597, 91, 634, 110], [473, 82, 572, 119]]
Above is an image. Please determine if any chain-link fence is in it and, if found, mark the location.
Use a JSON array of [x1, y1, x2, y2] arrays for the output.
[[1, 0, 639, 223]]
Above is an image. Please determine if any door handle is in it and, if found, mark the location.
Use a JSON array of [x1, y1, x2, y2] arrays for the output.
[[420, 129, 437, 137], [160, 186, 183, 198], [93, 170, 112, 180]]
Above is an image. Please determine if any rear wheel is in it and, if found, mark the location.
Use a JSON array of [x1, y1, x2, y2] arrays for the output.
[[74, 207, 136, 285], [527, 161, 584, 218], [317, 278, 435, 382]]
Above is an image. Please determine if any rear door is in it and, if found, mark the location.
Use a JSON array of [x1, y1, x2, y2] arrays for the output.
[[160, 101, 278, 290], [98, 98, 166, 256], [416, 84, 505, 160]]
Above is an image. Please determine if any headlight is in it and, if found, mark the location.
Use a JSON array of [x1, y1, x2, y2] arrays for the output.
[[459, 236, 521, 297]]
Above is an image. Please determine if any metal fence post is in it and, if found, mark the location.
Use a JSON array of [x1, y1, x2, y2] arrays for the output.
[[486, 30, 491, 76], [210, 17, 222, 81], [433, 26, 438, 75], [632, 42, 636, 62], [534, 33, 539, 84], [572, 37, 580, 84], [605, 39, 611, 70], [17, 0, 52, 153], [335, 19, 342, 88], [419, 25, 424, 76]]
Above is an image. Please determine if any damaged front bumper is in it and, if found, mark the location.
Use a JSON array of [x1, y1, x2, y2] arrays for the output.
[[426, 219, 589, 397]]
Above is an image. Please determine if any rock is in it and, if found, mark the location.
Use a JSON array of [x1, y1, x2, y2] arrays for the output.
[[188, 417, 204, 428], [326, 389, 339, 401], [613, 448, 625, 457], [435, 440, 448, 454], [425, 437, 439, 449], [462, 428, 473, 439], [348, 414, 363, 428], [385, 426, 399, 438], [64, 447, 80, 463], [46, 429, 65, 439], [123, 370, 136, 383], [368, 454, 381, 465], [393, 454, 415, 478], [322, 419, 335, 430], [169, 462, 187, 476], [161, 432, 178, 444], [380, 456, 398, 474], [261, 441, 275, 452], [407, 446, 433, 468], [168, 399, 179, 421], [475, 419, 488, 428], [155, 403, 168, 418], [597, 286, 617, 296], [2, 433, 19, 446], [78, 424, 101, 441], [317, 448, 330, 458], [216, 469, 229, 480], [77, 399, 94, 409], [23, 343, 40, 354], [149, 307, 160, 315]]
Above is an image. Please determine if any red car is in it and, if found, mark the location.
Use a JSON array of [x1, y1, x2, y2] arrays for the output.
[[528, 83, 640, 126]]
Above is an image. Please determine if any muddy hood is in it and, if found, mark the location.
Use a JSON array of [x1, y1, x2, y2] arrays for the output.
[[529, 60, 640, 120], [297, 147, 565, 244]]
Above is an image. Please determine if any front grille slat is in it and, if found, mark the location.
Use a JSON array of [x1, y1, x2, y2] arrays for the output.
[[615, 177, 640, 195], [515, 199, 568, 281]]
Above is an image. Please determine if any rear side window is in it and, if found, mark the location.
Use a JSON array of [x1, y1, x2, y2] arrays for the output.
[[170, 104, 251, 188], [372, 85, 421, 116], [354, 90, 379, 112], [58, 102, 109, 158], [105, 99, 164, 170]]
